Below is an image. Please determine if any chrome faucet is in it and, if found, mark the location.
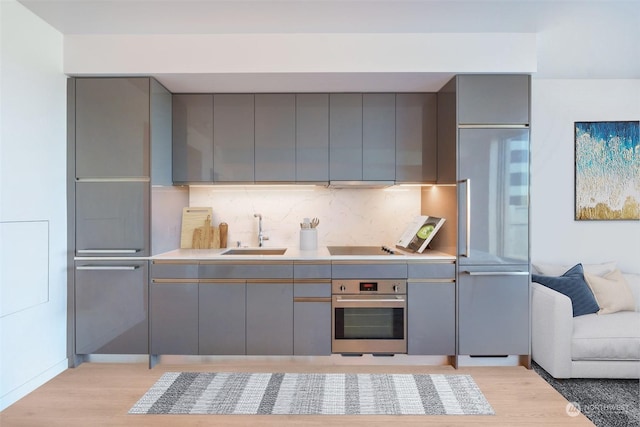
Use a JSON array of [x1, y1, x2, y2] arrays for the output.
[[254, 213, 269, 247]]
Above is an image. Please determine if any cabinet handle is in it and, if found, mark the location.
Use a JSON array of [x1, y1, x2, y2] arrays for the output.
[[458, 124, 529, 129], [77, 249, 141, 254], [76, 265, 140, 271], [75, 177, 150, 182], [459, 179, 471, 257], [463, 271, 529, 276], [293, 297, 331, 303]]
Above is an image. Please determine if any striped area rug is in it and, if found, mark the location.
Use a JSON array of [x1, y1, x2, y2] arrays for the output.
[[129, 372, 494, 415]]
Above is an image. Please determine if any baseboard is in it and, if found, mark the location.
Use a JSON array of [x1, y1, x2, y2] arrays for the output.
[[0, 358, 68, 412]]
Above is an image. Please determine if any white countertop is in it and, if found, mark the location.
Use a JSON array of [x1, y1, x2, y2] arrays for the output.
[[150, 246, 455, 262]]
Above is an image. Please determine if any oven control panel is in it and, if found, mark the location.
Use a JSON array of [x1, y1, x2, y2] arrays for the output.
[[332, 279, 406, 294]]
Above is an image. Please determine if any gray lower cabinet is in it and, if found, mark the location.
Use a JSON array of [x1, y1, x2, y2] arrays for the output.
[[213, 94, 255, 182], [75, 261, 148, 354], [199, 282, 246, 355], [172, 94, 214, 183], [296, 94, 329, 182], [362, 93, 395, 181], [457, 267, 530, 356], [293, 281, 331, 356], [150, 282, 199, 355], [74, 77, 150, 179], [395, 93, 437, 183], [407, 281, 455, 355], [75, 181, 149, 256], [246, 281, 293, 355], [255, 94, 296, 182]]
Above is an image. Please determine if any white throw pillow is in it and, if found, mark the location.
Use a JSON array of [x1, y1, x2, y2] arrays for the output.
[[533, 261, 617, 277], [584, 269, 636, 315]]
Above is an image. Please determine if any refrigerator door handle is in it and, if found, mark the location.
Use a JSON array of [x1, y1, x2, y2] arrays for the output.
[[459, 179, 471, 257]]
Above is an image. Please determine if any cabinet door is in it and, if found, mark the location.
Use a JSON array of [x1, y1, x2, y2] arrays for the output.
[[407, 281, 455, 355], [457, 75, 530, 125], [150, 79, 173, 186], [255, 94, 296, 181], [396, 93, 437, 183], [199, 282, 246, 355], [75, 261, 148, 354], [172, 94, 214, 183], [296, 94, 329, 182], [458, 128, 529, 265], [293, 282, 331, 355], [363, 94, 395, 181], [329, 93, 362, 180], [150, 282, 198, 355], [458, 268, 530, 355], [75, 78, 150, 178], [76, 181, 149, 256], [246, 282, 293, 355], [213, 94, 254, 182]]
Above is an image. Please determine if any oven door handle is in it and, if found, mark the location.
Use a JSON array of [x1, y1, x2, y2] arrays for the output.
[[336, 298, 405, 303]]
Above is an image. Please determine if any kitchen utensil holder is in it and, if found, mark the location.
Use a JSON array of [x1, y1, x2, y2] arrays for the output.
[[299, 228, 317, 251]]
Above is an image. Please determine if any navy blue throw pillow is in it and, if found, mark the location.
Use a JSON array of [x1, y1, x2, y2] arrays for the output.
[[532, 263, 600, 317]]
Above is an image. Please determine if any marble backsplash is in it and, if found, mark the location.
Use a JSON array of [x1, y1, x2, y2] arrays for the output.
[[189, 186, 422, 248]]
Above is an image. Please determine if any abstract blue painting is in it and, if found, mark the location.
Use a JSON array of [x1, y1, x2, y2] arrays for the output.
[[575, 121, 640, 220]]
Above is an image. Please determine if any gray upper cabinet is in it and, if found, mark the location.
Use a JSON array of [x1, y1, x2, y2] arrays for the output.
[[363, 94, 395, 181], [150, 80, 173, 186], [213, 94, 255, 182], [75, 78, 150, 178], [75, 181, 149, 256], [172, 94, 214, 183], [457, 75, 530, 125], [255, 94, 296, 181], [329, 94, 363, 180], [396, 93, 437, 183], [296, 94, 329, 182]]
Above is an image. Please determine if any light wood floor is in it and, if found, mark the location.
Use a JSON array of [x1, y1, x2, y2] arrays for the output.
[[1, 361, 594, 426]]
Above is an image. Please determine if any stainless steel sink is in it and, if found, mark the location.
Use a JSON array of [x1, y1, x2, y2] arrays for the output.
[[222, 248, 287, 255]]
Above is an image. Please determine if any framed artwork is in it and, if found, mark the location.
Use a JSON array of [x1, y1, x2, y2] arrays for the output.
[[575, 121, 639, 220]]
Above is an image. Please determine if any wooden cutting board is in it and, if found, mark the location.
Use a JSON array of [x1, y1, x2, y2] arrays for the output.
[[180, 207, 213, 249], [191, 216, 221, 249]]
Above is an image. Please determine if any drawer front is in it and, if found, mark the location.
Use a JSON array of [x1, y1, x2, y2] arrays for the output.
[[294, 262, 331, 279], [407, 262, 455, 280], [200, 262, 293, 279], [331, 262, 407, 279], [293, 282, 331, 298], [151, 262, 199, 279]]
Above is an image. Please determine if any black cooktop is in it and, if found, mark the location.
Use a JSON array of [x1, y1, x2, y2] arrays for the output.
[[327, 246, 399, 256]]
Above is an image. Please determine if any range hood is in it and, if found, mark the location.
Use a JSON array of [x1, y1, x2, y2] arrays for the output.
[[328, 180, 395, 189]]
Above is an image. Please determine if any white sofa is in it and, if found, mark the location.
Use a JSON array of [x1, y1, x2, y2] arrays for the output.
[[531, 270, 640, 379]]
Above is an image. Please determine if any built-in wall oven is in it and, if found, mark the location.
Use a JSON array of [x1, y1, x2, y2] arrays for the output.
[[331, 279, 407, 354]]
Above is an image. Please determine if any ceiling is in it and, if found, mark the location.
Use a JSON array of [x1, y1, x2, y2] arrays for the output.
[[18, 0, 556, 35], [15, 1, 639, 92]]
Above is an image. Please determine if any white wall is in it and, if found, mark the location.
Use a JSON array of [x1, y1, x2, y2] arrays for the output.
[[0, 0, 67, 411], [530, 79, 640, 274]]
